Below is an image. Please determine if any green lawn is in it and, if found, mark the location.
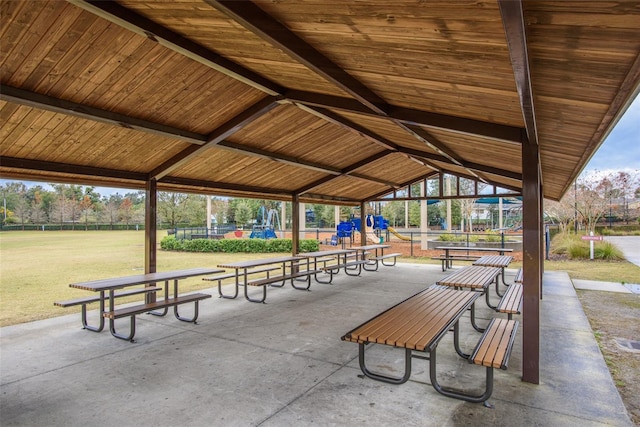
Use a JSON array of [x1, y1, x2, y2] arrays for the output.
[[0, 231, 259, 326], [1, 231, 639, 327]]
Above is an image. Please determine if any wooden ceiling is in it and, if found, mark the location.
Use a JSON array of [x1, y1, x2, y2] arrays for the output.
[[1, 1, 639, 204]]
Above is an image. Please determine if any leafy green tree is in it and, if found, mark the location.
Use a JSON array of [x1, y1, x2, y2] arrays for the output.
[[382, 201, 404, 227], [234, 202, 252, 228]]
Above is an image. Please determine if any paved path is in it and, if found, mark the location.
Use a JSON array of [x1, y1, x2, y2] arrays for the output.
[[605, 236, 640, 267]]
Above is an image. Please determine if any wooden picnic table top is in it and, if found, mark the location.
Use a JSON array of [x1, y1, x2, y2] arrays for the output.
[[217, 256, 300, 270], [297, 249, 356, 258], [436, 266, 502, 290], [351, 244, 391, 251], [434, 246, 513, 253], [473, 255, 513, 268], [342, 286, 481, 352], [69, 267, 225, 292]]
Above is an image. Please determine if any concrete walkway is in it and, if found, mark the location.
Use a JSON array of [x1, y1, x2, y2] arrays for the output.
[[572, 236, 640, 293], [605, 236, 640, 267], [0, 263, 633, 426]]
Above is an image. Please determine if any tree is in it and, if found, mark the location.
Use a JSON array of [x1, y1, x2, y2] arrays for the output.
[[102, 194, 123, 229], [382, 201, 404, 227], [545, 197, 576, 235], [611, 171, 639, 224], [234, 202, 252, 228], [575, 175, 609, 233], [119, 198, 134, 229], [79, 195, 93, 230]]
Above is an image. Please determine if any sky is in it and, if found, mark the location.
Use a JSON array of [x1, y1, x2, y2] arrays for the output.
[[2, 95, 639, 197], [582, 94, 640, 175]]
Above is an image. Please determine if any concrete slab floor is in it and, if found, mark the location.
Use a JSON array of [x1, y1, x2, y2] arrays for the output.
[[0, 263, 633, 426]]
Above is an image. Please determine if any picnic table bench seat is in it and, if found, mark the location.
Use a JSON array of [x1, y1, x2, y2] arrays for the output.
[[104, 293, 212, 342], [203, 266, 280, 299], [514, 268, 523, 283], [496, 283, 523, 320], [242, 269, 323, 303], [54, 286, 162, 332], [368, 252, 402, 267], [433, 318, 519, 404]]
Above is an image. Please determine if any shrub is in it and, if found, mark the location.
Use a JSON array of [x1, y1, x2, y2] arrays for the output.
[[594, 242, 625, 261], [567, 242, 589, 259], [160, 236, 319, 254], [438, 234, 456, 241]]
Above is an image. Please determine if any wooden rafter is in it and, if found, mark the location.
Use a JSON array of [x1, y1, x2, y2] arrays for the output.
[[68, 0, 283, 96], [149, 97, 281, 179], [207, 0, 388, 115], [0, 86, 206, 144], [217, 142, 400, 188], [499, 0, 538, 146], [0, 156, 146, 182], [286, 90, 524, 144]]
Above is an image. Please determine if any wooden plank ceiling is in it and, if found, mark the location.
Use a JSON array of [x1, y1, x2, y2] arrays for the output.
[[1, 1, 639, 204]]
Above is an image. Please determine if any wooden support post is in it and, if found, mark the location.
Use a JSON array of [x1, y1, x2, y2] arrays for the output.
[[145, 179, 157, 303], [522, 136, 541, 384]]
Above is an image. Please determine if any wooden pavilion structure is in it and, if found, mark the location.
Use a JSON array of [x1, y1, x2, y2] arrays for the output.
[[2, 0, 639, 384]]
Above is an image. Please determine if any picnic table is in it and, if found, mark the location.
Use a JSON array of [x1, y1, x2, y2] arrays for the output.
[[296, 249, 360, 283], [341, 285, 519, 403], [351, 244, 401, 271], [216, 255, 320, 303], [473, 255, 514, 294], [433, 246, 514, 271], [436, 265, 501, 330], [66, 267, 223, 341]]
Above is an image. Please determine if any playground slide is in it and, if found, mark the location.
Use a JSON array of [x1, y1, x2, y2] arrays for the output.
[[387, 226, 411, 241], [364, 219, 382, 243], [366, 232, 381, 244]]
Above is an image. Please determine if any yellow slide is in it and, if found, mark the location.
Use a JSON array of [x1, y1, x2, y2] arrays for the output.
[[388, 226, 411, 241]]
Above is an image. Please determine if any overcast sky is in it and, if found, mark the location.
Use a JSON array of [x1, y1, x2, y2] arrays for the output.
[[583, 94, 640, 175]]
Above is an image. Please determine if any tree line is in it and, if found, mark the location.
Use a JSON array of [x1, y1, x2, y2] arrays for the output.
[[2, 169, 637, 232]]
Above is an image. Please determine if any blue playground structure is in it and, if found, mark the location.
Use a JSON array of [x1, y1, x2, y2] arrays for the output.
[[337, 214, 389, 244], [249, 206, 280, 239]]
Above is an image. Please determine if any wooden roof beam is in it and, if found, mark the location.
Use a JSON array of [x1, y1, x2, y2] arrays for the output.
[[499, 0, 538, 146], [0, 86, 206, 144], [159, 176, 289, 197], [149, 97, 281, 180], [286, 90, 524, 144], [0, 156, 146, 182], [217, 142, 400, 189], [208, 0, 388, 116], [68, 0, 283, 96], [295, 151, 391, 194]]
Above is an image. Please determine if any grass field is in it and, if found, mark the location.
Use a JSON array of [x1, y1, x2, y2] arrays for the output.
[[1, 230, 639, 327], [0, 231, 260, 326]]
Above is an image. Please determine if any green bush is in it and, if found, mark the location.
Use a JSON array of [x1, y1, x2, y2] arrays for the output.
[[160, 236, 319, 253], [594, 242, 625, 261], [438, 234, 456, 241], [550, 233, 626, 260], [567, 242, 590, 259]]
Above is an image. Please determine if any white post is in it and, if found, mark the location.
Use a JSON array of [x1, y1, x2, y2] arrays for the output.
[[281, 202, 287, 238], [589, 231, 595, 260], [446, 176, 452, 232], [334, 206, 340, 229], [499, 197, 504, 230], [420, 182, 428, 250], [206, 195, 212, 234], [299, 202, 306, 241]]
